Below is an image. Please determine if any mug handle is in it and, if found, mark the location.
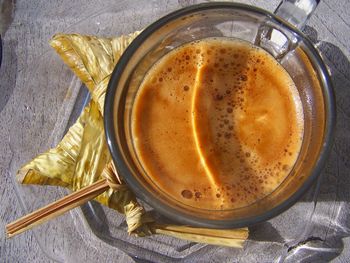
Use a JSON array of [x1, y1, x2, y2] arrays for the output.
[[274, 0, 320, 30], [255, 0, 320, 58]]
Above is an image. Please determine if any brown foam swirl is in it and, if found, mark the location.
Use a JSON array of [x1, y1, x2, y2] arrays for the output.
[[132, 38, 304, 210]]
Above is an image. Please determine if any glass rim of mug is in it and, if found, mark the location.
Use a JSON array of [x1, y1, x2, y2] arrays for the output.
[[104, 2, 336, 228]]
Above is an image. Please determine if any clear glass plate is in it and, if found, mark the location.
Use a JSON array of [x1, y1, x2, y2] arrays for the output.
[[11, 0, 349, 262]]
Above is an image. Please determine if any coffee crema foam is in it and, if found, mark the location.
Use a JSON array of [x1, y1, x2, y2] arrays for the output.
[[132, 38, 304, 210]]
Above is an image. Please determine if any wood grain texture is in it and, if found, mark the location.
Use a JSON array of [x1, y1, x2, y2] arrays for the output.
[[0, 0, 349, 262]]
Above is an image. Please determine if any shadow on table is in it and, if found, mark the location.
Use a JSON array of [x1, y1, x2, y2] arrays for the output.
[[284, 25, 350, 263], [0, 0, 16, 113], [0, 38, 17, 113]]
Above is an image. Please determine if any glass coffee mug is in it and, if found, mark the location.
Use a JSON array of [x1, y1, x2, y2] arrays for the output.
[[104, 1, 335, 228]]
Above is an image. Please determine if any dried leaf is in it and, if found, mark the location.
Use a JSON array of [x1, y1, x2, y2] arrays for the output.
[[151, 224, 248, 248], [17, 31, 249, 243], [17, 104, 90, 188], [50, 32, 140, 113]]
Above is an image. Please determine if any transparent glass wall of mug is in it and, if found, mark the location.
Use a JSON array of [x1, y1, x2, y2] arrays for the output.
[[112, 1, 332, 224]]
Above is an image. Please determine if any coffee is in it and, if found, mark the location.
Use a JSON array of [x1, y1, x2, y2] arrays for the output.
[[131, 38, 304, 210]]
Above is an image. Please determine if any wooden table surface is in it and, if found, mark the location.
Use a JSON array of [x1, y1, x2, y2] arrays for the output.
[[0, 0, 349, 262]]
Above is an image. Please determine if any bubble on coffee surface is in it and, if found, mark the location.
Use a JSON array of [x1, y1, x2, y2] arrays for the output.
[[195, 191, 202, 199], [181, 189, 193, 199]]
